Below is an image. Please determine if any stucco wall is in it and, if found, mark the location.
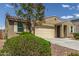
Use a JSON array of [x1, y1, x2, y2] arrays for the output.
[[7, 21, 27, 38], [72, 22, 79, 33], [45, 17, 61, 25], [7, 21, 18, 38], [61, 22, 75, 38]]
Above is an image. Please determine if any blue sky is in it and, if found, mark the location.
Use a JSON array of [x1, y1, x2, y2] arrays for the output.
[[44, 3, 79, 18], [0, 3, 79, 29]]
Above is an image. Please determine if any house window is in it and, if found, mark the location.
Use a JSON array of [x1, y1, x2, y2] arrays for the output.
[[17, 22, 24, 32], [71, 26, 73, 33]]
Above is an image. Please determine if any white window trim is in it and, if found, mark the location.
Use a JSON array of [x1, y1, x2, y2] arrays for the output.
[[14, 22, 17, 33]]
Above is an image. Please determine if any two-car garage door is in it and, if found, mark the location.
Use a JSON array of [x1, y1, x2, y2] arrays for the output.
[[35, 28, 55, 39]]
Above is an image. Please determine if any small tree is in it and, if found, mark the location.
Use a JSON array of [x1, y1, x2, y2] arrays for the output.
[[11, 3, 45, 34], [5, 13, 10, 39]]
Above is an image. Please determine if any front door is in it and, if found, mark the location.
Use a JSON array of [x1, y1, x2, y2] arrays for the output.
[[56, 25, 61, 37]]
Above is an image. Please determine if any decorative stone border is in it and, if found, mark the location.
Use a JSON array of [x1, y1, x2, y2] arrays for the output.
[[51, 44, 79, 56]]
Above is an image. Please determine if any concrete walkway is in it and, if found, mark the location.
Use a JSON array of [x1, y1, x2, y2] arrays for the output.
[[45, 38, 79, 51]]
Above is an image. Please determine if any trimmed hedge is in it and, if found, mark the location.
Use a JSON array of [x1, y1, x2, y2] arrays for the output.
[[73, 33, 79, 40], [0, 32, 51, 56]]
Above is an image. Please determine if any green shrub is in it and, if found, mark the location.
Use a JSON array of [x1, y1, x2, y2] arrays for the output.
[[73, 33, 79, 40], [19, 32, 32, 35], [0, 32, 51, 56]]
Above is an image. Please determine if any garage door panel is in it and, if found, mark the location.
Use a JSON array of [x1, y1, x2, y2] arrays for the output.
[[35, 28, 55, 39]]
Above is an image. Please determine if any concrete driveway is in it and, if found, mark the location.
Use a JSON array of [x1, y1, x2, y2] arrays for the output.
[[45, 38, 79, 51]]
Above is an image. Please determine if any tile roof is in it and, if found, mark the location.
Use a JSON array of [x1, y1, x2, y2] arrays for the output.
[[7, 16, 27, 22]]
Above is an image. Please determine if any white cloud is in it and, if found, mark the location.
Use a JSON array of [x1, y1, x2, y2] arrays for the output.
[[62, 4, 70, 8], [62, 4, 75, 10], [5, 4, 13, 8], [0, 26, 5, 30], [74, 14, 79, 17], [61, 15, 74, 19]]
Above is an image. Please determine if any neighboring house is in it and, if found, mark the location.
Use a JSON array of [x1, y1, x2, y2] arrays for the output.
[[71, 19, 79, 33], [0, 30, 5, 39], [5, 15, 75, 39], [0, 30, 3, 39]]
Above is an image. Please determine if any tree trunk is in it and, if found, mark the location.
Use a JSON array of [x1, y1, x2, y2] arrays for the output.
[[28, 20, 32, 33], [32, 20, 35, 34]]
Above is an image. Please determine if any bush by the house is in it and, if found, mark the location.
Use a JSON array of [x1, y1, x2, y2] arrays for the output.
[[73, 33, 79, 40], [0, 32, 51, 56]]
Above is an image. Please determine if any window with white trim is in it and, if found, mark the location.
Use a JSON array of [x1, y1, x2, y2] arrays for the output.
[[17, 22, 24, 32]]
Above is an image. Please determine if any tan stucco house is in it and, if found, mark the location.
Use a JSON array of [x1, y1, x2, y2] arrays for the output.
[[5, 15, 75, 39]]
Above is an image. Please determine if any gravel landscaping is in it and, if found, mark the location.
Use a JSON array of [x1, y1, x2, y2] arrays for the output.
[[51, 44, 79, 56]]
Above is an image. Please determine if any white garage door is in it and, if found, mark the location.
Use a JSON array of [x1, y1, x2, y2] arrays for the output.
[[35, 28, 55, 39]]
